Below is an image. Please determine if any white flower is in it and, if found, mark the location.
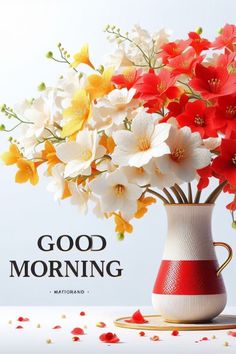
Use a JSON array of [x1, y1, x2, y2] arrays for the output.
[[203, 137, 221, 150], [89, 169, 142, 218], [112, 111, 171, 168], [69, 182, 89, 214], [156, 126, 211, 182], [144, 159, 180, 189], [121, 166, 151, 186], [47, 163, 66, 200], [105, 48, 133, 70], [56, 129, 105, 178], [93, 88, 137, 126]]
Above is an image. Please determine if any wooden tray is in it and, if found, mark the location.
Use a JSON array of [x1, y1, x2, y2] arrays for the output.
[[114, 314, 236, 331]]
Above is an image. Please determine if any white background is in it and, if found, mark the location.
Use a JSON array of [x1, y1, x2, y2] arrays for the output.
[[0, 0, 235, 306]]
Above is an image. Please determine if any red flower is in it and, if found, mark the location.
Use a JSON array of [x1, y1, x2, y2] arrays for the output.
[[214, 95, 236, 138], [112, 68, 142, 90], [125, 310, 148, 324], [99, 332, 120, 343], [176, 100, 217, 138], [166, 94, 189, 119], [168, 48, 203, 77], [188, 32, 211, 55], [160, 39, 191, 64], [135, 69, 180, 111], [211, 24, 236, 51], [197, 165, 213, 190], [212, 139, 236, 187], [190, 63, 236, 99], [227, 194, 236, 211], [71, 327, 85, 335]]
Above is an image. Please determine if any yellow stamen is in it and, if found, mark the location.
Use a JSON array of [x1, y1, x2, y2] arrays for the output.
[[171, 147, 185, 162]]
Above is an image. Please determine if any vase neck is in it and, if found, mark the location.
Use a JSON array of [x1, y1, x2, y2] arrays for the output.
[[163, 205, 216, 261]]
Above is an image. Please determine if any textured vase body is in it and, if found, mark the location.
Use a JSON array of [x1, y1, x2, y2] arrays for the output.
[[152, 204, 227, 323]]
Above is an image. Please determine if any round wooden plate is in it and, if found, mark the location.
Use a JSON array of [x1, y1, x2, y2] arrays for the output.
[[114, 314, 236, 331]]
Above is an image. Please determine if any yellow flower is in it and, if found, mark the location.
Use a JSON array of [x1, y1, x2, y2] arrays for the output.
[[114, 213, 133, 234], [42, 141, 61, 174], [15, 159, 39, 185], [71, 44, 94, 69], [1, 144, 22, 165], [135, 196, 156, 219], [86, 67, 114, 101], [61, 181, 71, 199], [61, 89, 91, 138]]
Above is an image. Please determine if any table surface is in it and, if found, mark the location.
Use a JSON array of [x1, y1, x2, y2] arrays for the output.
[[1, 306, 236, 354]]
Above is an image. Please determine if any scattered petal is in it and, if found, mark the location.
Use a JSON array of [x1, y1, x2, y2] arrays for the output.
[[61, 314, 66, 319], [139, 331, 145, 336], [46, 338, 53, 344], [72, 336, 80, 342], [96, 321, 106, 328], [99, 332, 120, 343], [171, 330, 179, 336], [8, 320, 12, 325], [80, 311, 86, 316], [17, 317, 29, 322], [71, 327, 85, 335], [212, 335, 216, 339], [150, 335, 160, 341], [201, 337, 209, 341], [53, 325, 61, 330], [36, 324, 41, 328], [125, 310, 148, 324], [228, 331, 236, 337], [16, 325, 23, 329], [224, 341, 230, 347]]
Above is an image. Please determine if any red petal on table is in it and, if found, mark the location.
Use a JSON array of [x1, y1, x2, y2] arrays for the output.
[[125, 310, 148, 324], [72, 336, 80, 342], [201, 337, 209, 341], [80, 311, 86, 316], [99, 332, 120, 343], [96, 321, 106, 328], [139, 331, 145, 336], [52, 325, 61, 329], [17, 317, 29, 322], [228, 331, 236, 337], [150, 335, 160, 341], [171, 330, 179, 336], [16, 325, 23, 329], [71, 327, 85, 335]]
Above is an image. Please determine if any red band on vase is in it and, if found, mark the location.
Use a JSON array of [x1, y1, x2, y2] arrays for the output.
[[153, 260, 225, 295]]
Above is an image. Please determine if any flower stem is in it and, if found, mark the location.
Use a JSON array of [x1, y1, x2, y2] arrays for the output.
[[163, 188, 175, 204], [146, 188, 169, 204], [188, 182, 193, 203], [205, 181, 228, 204], [170, 186, 183, 203], [194, 189, 202, 203], [174, 184, 188, 203]]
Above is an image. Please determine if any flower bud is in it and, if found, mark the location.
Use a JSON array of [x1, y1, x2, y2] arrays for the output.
[[195, 27, 203, 34], [37, 82, 46, 91], [46, 51, 53, 59], [232, 221, 236, 230], [0, 124, 5, 131], [117, 233, 125, 241]]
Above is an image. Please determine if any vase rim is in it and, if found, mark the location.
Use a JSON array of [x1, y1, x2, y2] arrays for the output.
[[165, 203, 214, 207]]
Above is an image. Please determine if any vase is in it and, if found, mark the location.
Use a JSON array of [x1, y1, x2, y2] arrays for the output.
[[152, 204, 233, 323]]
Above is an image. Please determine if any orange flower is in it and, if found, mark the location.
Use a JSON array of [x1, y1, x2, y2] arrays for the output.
[[61, 181, 71, 199], [135, 196, 156, 219], [1, 144, 22, 165], [86, 67, 114, 101], [71, 44, 94, 69], [42, 141, 61, 174], [15, 159, 39, 185], [99, 134, 116, 154], [114, 213, 133, 234]]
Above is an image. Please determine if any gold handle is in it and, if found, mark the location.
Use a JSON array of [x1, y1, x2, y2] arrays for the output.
[[213, 241, 233, 276]]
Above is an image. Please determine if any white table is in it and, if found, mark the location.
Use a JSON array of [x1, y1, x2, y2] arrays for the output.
[[1, 306, 236, 354]]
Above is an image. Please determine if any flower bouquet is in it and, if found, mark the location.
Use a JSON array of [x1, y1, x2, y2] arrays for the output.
[[1, 23, 236, 323]]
